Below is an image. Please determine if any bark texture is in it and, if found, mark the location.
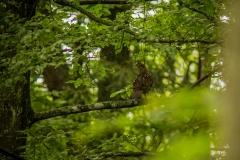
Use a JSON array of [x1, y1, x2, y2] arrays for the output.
[[0, 0, 36, 158]]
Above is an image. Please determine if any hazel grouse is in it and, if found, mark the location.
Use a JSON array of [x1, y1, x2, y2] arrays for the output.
[[130, 62, 153, 99]]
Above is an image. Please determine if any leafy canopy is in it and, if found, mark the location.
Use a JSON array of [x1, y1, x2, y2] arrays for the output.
[[0, 0, 231, 159]]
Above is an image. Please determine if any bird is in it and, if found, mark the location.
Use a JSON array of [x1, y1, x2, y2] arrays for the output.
[[130, 62, 153, 99]]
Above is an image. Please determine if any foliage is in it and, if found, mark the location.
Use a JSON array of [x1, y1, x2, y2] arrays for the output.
[[0, 0, 231, 159], [26, 89, 223, 159]]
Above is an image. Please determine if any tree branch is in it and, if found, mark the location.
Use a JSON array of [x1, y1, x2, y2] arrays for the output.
[[87, 148, 225, 158], [190, 66, 223, 89], [54, 0, 157, 5], [53, 0, 136, 35], [91, 151, 152, 158], [177, 0, 215, 22], [54, 0, 112, 25], [185, 5, 215, 22], [152, 38, 218, 44], [62, 0, 128, 4], [31, 100, 142, 125], [53, 0, 219, 45]]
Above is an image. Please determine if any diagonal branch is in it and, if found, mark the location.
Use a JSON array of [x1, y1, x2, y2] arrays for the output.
[[53, 0, 136, 35], [185, 5, 215, 22], [54, 0, 112, 25], [177, 0, 215, 22], [190, 66, 223, 89], [31, 100, 142, 126]]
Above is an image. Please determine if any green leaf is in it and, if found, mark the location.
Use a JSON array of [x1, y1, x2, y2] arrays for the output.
[[74, 78, 82, 88], [110, 92, 117, 98], [115, 42, 122, 54], [99, 69, 106, 77], [112, 133, 117, 138], [93, 4, 102, 11], [102, 8, 111, 16], [66, 80, 75, 84]]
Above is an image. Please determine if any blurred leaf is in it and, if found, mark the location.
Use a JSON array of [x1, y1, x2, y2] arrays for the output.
[[74, 78, 82, 88]]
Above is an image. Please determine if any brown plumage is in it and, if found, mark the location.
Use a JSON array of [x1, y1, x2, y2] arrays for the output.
[[130, 62, 153, 99]]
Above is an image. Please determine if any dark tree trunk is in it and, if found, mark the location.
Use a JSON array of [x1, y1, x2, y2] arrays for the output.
[[0, 72, 34, 156], [43, 65, 69, 91], [0, 0, 36, 158], [98, 45, 131, 101], [98, 6, 132, 101]]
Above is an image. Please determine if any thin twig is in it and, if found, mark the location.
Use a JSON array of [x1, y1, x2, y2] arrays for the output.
[[85, 63, 99, 87]]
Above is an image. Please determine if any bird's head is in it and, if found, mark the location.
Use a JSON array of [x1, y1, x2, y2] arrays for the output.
[[135, 62, 147, 73]]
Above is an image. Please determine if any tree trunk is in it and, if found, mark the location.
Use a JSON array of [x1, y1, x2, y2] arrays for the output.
[[98, 6, 132, 101], [0, 0, 36, 158], [0, 72, 34, 156]]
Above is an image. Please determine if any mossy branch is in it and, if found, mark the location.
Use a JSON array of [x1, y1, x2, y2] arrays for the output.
[[31, 100, 142, 126]]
